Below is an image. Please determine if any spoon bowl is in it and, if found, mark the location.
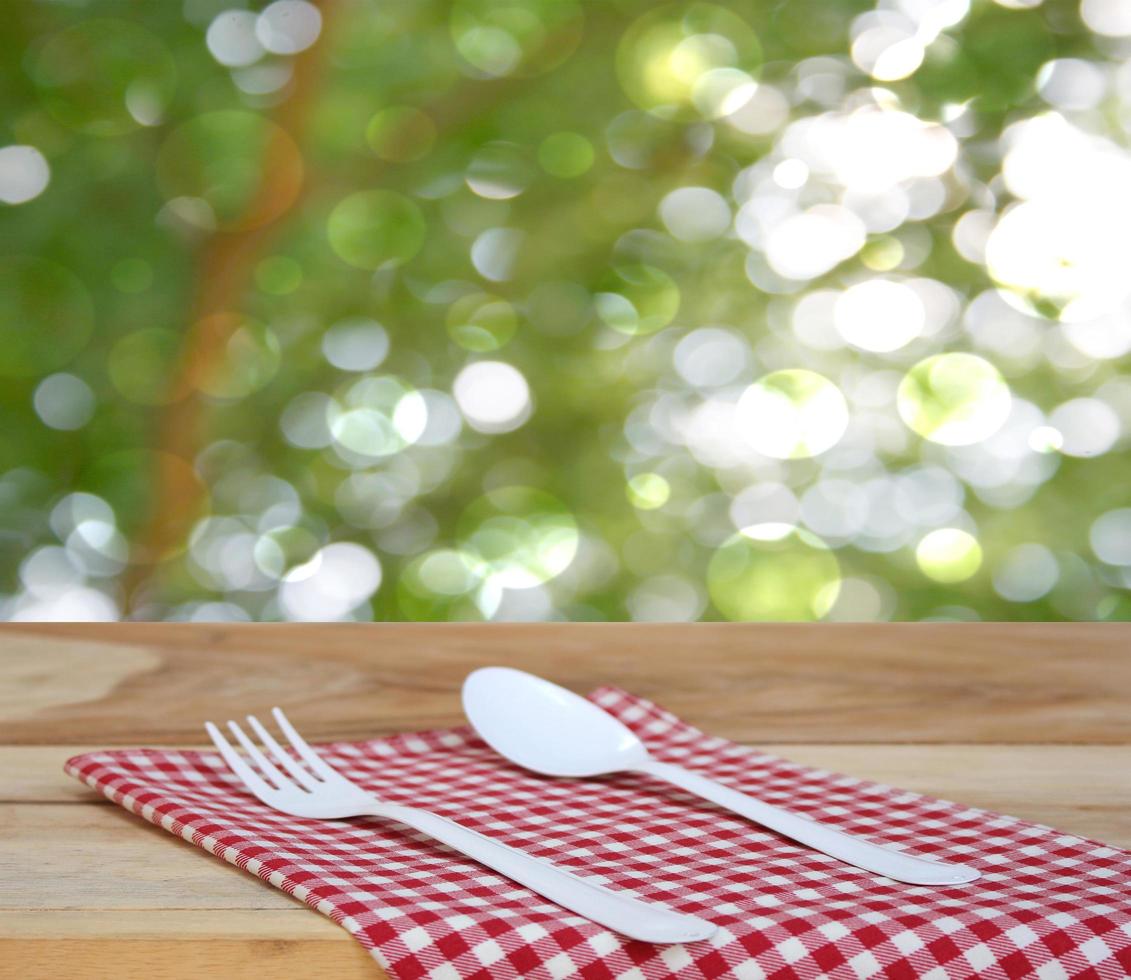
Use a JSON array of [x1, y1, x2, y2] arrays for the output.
[[462, 666, 649, 777]]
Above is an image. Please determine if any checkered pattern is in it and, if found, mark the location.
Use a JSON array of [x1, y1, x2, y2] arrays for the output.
[[66, 687, 1131, 979]]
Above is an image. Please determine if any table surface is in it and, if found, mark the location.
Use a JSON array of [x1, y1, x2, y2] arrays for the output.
[[2, 622, 1129, 980]]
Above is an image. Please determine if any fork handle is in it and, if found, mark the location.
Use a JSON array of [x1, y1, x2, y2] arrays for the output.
[[636, 760, 979, 886], [377, 803, 714, 944]]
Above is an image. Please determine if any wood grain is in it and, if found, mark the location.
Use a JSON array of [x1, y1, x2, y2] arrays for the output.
[[0, 911, 370, 980], [0, 804, 294, 911], [1, 623, 1128, 980], [2, 622, 1129, 744]]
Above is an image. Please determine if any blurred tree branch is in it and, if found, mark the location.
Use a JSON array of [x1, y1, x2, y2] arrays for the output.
[[122, 6, 547, 614], [122, 2, 341, 612]]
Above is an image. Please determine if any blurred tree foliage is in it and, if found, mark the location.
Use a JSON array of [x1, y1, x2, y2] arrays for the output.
[[1, 0, 1130, 622]]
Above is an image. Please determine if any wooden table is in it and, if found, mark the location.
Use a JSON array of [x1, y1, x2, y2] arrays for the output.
[[3, 623, 1129, 979]]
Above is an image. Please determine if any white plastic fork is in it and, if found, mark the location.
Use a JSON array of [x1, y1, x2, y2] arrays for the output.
[[204, 708, 716, 944]]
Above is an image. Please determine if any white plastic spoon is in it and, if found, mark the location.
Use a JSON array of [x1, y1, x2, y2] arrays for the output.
[[462, 667, 980, 886]]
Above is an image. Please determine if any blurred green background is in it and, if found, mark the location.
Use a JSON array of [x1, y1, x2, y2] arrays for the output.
[[2, 0, 1131, 622]]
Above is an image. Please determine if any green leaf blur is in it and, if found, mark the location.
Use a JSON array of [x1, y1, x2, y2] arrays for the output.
[[1, 0, 1130, 623]]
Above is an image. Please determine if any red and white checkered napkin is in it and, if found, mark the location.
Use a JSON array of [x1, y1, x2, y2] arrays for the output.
[[66, 688, 1131, 980]]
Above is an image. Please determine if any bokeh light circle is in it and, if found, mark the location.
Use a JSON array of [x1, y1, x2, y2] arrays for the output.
[[764, 205, 867, 281], [1081, 0, 1131, 35], [0, 146, 50, 205], [1049, 398, 1120, 458], [538, 132, 594, 178], [253, 525, 322, 581], [32, 19, 176, 135], [915, 528, 983, 583], [322, 318, 389, 372], [327, 190, 426, 270], [627, 473, 671, 510], [450, 0, 584, 78], [604, 110, 683, 170], [897, 353, 1012, 446], [0, 257, 94, 378], [659, 186, 731, 242], [279, 542, 381, 621], [328, 376, 427, 461], [984, 201, 1125, 322], [708, 523, 840, 621], [993, 543, 1058, 602], [674, 327, 748, 387], [157, 111, 303, 231], [466, 142, 533, 200], [616, 3, 762, 120], [413, 549, 479, 596], [1090, 509, 1131, 566], [398, 548, 481, 620], [835, 279, 925, 353], [595, 265, 680, 336], [34, 373, 95, 431], [256, 1, 323, 55], [735, 369, 849, 459], [628, 574, 705, 621], [446, 293, 518, 352], [458, 486, 579, 589], [471, 228, 524, 282], [206, 10, 262, 67], [280, 391, 334, 449], [453, 361, 531, 432], [194, 315, 281, 399]]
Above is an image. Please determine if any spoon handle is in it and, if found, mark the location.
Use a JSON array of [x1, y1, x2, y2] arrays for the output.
[[378, 803, 716, 944], [637, 760, 979, 886]]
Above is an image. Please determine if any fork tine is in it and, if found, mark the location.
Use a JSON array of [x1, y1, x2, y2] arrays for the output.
[[227, 719, 289, 790], [271, 707, 338, 780], [205, 721, 277, 799], [246, 714, 321, 790]]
